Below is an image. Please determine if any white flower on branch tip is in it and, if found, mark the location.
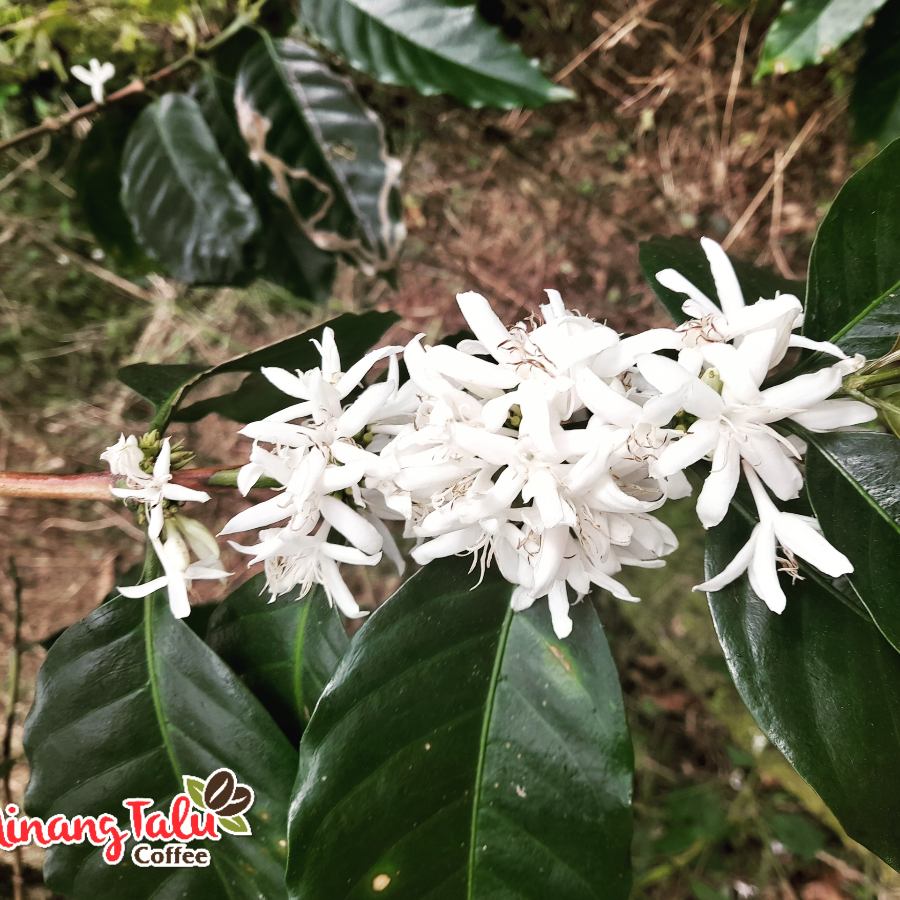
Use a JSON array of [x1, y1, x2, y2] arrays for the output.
[[119, 516, 230, 619], [694, 462, 852, 613], [70, 58, 115, 104], [107, 437, 211, 539], [646, 351, 875, 528], [221, 327, 408, 612], [656, 236, 848, 366]]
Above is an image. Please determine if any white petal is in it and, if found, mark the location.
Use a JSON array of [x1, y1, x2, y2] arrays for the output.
[[510, 586, 538, 611], [336, 345, 401, 397], [337, 382, 395, 438], [736, 328, 779, 386], [694, 531, 756, 593], [320, 461, 367, 492], [153, 438, 172, 481], [161, 484, 211, 504], [522, 468, 565, 528], [576, 369, 642, 426], [319, 495, 382, 554], [237, 462, 264, 496], [175, 516, 221, 561], [426, 344, 519, 389], [453, 424, 517, 466], [593, 330, 682, 377], [320, 557, 367, 619], [70, 65, 92, 85], [760, 367, 841, 412], [364, 514, 406, 576], [263, 401, 314, 423], [456, 292, 514, 363], [774, 514, 853, 577], [788, 334, 846, 358], [701, 237, 744, 315], [319, 543, 382, 566], [411, 526, 481, 565], [547, 581, 573, 638], [219, 494, 291, 535], [743, 434, 802, 501], [261, 367, 310, 399], [532, 526, 568, 597], [748, 523, 785, 613], [655, 420, 720, 477], [696, 435, 740, 528], [118, 576, 169, 598], [790, 399, 876, 431], [701, 342, 761, 402], [655, 269, 719, 315]]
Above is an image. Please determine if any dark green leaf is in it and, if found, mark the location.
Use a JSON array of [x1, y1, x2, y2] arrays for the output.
[[852, 2, 900, 146], [299, 0, 575, 109], [805, 431, 900, 653], [173, 308, 399, 423], [235, 35, 404, 275], [24, 592, 297, 899], [768, 813, 826, 861], [756, 0, 889, 78], [706, 506, 900, 869], [117, 309, 398, 428], [287, 557, 633, 899], [804, 139, 900, 357], [639, 235, 804, 324], [190, 69, 337, 302], [74, 103, 154, 270], [206, 575, 348, 745], [120, 93, 260, 284]]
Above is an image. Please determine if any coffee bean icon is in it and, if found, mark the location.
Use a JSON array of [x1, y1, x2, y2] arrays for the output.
[[202, 769, 254, 817]]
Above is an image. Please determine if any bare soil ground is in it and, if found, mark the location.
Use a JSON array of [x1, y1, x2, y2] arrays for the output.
[[0, 1, 894, 897]]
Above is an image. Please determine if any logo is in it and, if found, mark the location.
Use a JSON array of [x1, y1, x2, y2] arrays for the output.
[[0, 768, 255, 868]]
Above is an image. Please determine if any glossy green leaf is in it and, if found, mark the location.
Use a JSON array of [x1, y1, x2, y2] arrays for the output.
[[300, 0, 574, 109], [190, 69, 337, 302], [74, 103, 153, 269], [24, 592, 297, 899], [805, 431, 900, 653], [639, 235, 803, 324], [287, 557, 633, 899], [120, 93, 260, 284], [236, 35, 404, 276], [804, 138, 900, 357], [206, 575, 349, 745], [852, 1, 900, 146], [173, 308, 400, 423], [706, 506, 900, 869], [757, 0, 889, 78], [117, 308, 399, 429]]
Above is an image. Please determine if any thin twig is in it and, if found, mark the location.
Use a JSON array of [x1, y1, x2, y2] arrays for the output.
[[0, 466, 241, 501], [722, 111, 822, 251], [0, 5, 259, 155], [3, 559, 23, 900], [769, 149, 796, 279], [721, 0, 755, 154], [12, 220, 157, 303]]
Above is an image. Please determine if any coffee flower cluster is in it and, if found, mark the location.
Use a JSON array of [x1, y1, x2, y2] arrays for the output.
[[105, 240, 876, 637]]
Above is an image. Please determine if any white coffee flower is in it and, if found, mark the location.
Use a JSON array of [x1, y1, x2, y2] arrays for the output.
[[221, 328, 408, 615], [694, 462, 852, 613], [108, 437, 211, 539], [119, 516, 230, 619], [71, 58, 115, 104]]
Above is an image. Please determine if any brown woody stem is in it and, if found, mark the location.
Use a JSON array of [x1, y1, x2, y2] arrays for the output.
[[0, 467, 242, 501]]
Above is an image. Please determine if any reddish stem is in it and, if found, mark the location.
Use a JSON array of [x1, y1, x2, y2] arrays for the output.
[[0, 467, 237, 501]]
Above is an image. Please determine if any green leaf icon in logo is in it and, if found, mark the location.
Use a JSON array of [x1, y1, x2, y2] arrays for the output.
[[182, 775, 206, 810], [217, 814, 251, 835]]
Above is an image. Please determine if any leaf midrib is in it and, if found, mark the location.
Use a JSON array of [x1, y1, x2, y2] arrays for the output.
[[466, 605, 513, 898]]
